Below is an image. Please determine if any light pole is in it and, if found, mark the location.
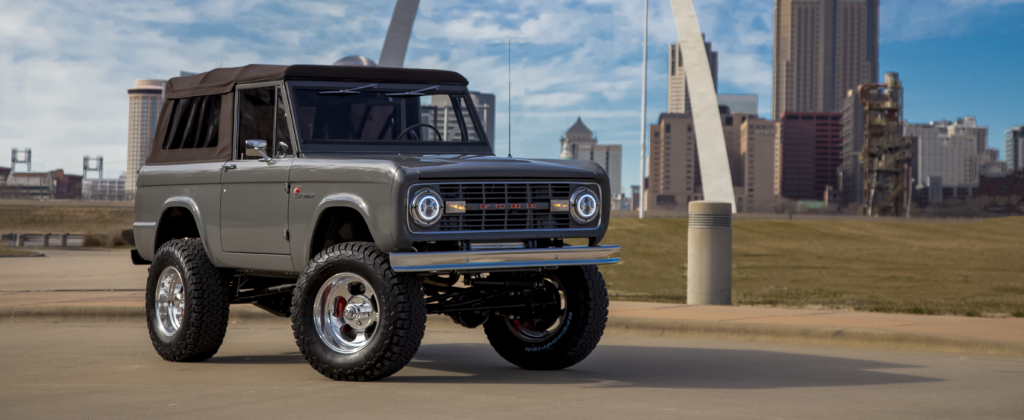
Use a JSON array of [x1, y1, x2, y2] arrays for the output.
[[639, 0, 649, 218]]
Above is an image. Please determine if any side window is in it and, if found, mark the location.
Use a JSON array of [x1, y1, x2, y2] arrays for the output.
[[237, 86, 294, 159], [237, 87, 275, 159], [163, 95, 221, 150]]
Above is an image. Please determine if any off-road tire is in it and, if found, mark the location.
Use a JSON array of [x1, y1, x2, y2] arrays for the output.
[[483, 265, 608, 370], [146, 238, 231, 362], [290, 242, 427, 381]]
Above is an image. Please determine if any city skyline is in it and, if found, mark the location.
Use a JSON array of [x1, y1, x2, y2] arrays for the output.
[[1, 0, 1023, 197]]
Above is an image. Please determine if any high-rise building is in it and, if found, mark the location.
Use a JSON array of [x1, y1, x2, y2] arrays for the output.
[[668, 38, 718, 115], [646, 111, 772, 212], [718, 94, 758, 116], [775, 112, 843, 201], [838, 89, 875, 206], [127, 79, 166, 197], [772, 0, 879, 120], [558, 118, 622, 197], [1007, 126, 1024, 171], [947, 116, 989, 155]]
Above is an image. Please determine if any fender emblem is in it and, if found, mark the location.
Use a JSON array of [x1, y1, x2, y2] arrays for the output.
[[292, 187, 315, 199]]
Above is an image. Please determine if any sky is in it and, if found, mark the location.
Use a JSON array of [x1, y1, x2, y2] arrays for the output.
[[1, 0, 1023, 195]]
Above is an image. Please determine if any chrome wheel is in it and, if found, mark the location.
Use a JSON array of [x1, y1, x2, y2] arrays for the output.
[[506, 274, 567, 343], [313, 273, 380, 354], [155, 266, 185, 337]]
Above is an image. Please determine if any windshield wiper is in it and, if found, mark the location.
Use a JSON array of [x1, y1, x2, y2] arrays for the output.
[[318, 83, 377, 96], [385, 85, 439, 97]]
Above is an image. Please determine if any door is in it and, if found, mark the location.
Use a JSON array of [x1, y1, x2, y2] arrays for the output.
[[221, 84, 296, 255]]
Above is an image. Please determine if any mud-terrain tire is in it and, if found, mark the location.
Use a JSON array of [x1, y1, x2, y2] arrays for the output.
[[483, 266, 608, 370], [146, 238, 231, 362], [290, 242, 426, 381]]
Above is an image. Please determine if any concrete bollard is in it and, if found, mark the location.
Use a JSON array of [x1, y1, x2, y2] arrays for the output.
[[687, 201, 732, 305], [60, 233, 69, 247], [43, 233, 51, 247]]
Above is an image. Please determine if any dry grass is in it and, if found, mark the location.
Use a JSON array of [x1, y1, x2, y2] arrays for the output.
[[593, 217, 1024, 317], [0, 205, 134, 234]]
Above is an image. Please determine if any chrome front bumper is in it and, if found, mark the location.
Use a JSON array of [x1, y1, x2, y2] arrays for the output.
[[389, 245, 621, 273]]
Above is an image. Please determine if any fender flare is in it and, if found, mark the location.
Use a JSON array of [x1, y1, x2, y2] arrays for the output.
[[156, 196, 214, 261]]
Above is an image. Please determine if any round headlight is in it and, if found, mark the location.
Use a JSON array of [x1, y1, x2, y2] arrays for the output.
[[410, 189, 443, 228], [570, 188, 599, 224]]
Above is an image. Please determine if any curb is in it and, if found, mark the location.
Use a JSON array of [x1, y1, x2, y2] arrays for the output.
[[3, 306, 1022, 358]]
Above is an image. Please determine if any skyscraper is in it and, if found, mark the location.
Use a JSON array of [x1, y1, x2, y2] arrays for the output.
[[668, 37, 718, 115], [775, 112, 843, 201], [127, 79, 165, 197], [772, 0, 879, 120], [559, 118, 622, 197], [1007, 126, 1024, 171]]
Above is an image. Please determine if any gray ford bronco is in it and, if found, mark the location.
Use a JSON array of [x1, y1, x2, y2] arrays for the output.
[[131, 64, 620, 381]]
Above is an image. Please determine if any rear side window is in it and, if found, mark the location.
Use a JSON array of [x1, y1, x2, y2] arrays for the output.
[[163, 95, 221, 149]]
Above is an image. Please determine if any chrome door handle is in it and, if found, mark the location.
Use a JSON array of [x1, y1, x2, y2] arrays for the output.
[[221, 163, 237, 171]]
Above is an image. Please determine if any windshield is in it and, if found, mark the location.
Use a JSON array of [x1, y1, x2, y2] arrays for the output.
[[288, 83, 487, 152]]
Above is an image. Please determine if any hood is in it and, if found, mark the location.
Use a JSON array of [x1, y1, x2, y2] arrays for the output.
[[398, 155, 602, 180]]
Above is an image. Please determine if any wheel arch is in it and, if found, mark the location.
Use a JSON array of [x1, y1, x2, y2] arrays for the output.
[[307, 197, 379, 262], [155, 197, 213, 261]]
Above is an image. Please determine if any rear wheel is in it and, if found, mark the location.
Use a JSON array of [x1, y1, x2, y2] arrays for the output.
[[145, 238, 231, 362], [483, 266, 608, 370], [291, 242, 426, 381]]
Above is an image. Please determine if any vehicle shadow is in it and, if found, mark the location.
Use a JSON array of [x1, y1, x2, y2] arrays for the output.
[[387, 343, 941, 389], [208, 352, 305, 364]]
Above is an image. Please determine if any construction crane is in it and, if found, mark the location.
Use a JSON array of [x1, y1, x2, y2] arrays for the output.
[[859, 72, 916, 217]]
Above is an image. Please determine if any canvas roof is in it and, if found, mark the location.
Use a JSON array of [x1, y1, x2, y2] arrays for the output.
[[164, 64, 470, 99]]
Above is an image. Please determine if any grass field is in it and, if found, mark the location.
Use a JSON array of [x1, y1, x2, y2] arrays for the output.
[[2, 203, 1021, 317], [0, 203, 134, 234], [592, 217, 1024, 317]]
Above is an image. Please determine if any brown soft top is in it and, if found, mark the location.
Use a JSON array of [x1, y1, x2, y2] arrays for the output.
[[164, 64, 470, 99]]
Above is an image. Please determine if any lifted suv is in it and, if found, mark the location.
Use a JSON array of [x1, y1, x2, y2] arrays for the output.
[[132, 64, 620, 381]]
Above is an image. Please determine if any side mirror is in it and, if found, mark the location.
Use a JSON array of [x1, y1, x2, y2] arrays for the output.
[[245, 139, 272, 161]]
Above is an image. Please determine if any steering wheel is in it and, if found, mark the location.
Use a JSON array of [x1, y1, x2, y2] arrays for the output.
[[396, 123, 444, 141]]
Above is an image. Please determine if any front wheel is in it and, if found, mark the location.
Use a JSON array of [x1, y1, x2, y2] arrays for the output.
[[290, 242, 426, 381], [483, 266, 608, 370]]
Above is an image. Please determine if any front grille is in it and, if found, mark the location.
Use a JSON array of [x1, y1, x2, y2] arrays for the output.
[[437, 183, 572, 231]]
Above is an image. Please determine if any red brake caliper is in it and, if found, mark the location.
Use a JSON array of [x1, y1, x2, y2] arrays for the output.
[[334, 296, 347, 318]]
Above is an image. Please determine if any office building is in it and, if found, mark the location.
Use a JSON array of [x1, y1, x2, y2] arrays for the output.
[[82, 173, 127, 201], [426, 91, 495, 145], [646, 110, 773, 212], [772, 0, 879, 120], [906, 120, 978, 189], [775, 112, 843, 201], [558, 117, 622, 197], [668, 38, 718, 115], [718, 94, 758, 116], [1007, 126, 1024, 171], [127, 79, 166, 197], [906, 118, 994, 191]]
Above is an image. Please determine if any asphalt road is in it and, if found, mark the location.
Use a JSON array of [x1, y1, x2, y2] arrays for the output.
[[1, 322, 1021, 419]]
